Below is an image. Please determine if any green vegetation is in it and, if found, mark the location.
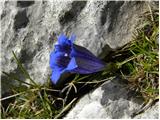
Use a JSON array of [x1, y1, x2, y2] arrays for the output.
[[115, 7, 159, 102], [1, 5, 158, 119]]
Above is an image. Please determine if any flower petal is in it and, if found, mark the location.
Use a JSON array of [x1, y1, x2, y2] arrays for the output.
[[51, 69, 62, 84], [69, 34, 76, 43], [50, 33, 106, 85], [69, 56, 105, 74], [54, 44, 71, 53], [65, 57, 78, 71], [50, 51, 57, 69], [50, 51, 70, 69], [58, 34, 71, 46], [71, 44, 105, 64]]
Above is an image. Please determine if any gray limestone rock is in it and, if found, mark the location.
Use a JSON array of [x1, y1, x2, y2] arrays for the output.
[[0, 1, 158, 94], [65, 78, 159, 119], [134, 102, 159, 119]]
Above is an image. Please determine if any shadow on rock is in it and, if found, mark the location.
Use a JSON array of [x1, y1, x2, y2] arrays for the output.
[[100, 77, 144, 118]]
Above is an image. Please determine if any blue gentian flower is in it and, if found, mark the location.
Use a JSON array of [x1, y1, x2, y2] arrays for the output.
[[50, 33, 106, 84]]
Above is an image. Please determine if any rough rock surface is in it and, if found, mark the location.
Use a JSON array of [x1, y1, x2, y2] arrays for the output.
[[65, 78, 159, 119], [134, 102, 159, 119], [0, 1, 157, 93]]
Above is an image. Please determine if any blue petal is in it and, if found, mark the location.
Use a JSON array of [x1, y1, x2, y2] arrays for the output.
[[50, 50, 70, 69], [71, 44, 105, 64], [54, 44, 71, 53], [50, 51, 57, 69], [51, 69, 62, 84], [69, 34, 76, 43], [69, 56, 105, 74], [58, 34, 71, 46], [65, 57, 78, 71], [50, 33, 106, 85]]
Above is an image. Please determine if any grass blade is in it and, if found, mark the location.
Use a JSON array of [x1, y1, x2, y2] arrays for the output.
[[54, 98, 77, 119], [12, 51, 37, 86], [2, 71, 34, 87]]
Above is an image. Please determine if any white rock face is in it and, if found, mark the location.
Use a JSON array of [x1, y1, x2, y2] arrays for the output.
[[0, 1, 158, 94], [65, 78, 159, 119], [65, 87, 108, 119], [134, 102, 159, 119]]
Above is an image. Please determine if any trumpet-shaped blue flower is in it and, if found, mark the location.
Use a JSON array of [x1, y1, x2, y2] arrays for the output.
[[50, 34, 106, 84]]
